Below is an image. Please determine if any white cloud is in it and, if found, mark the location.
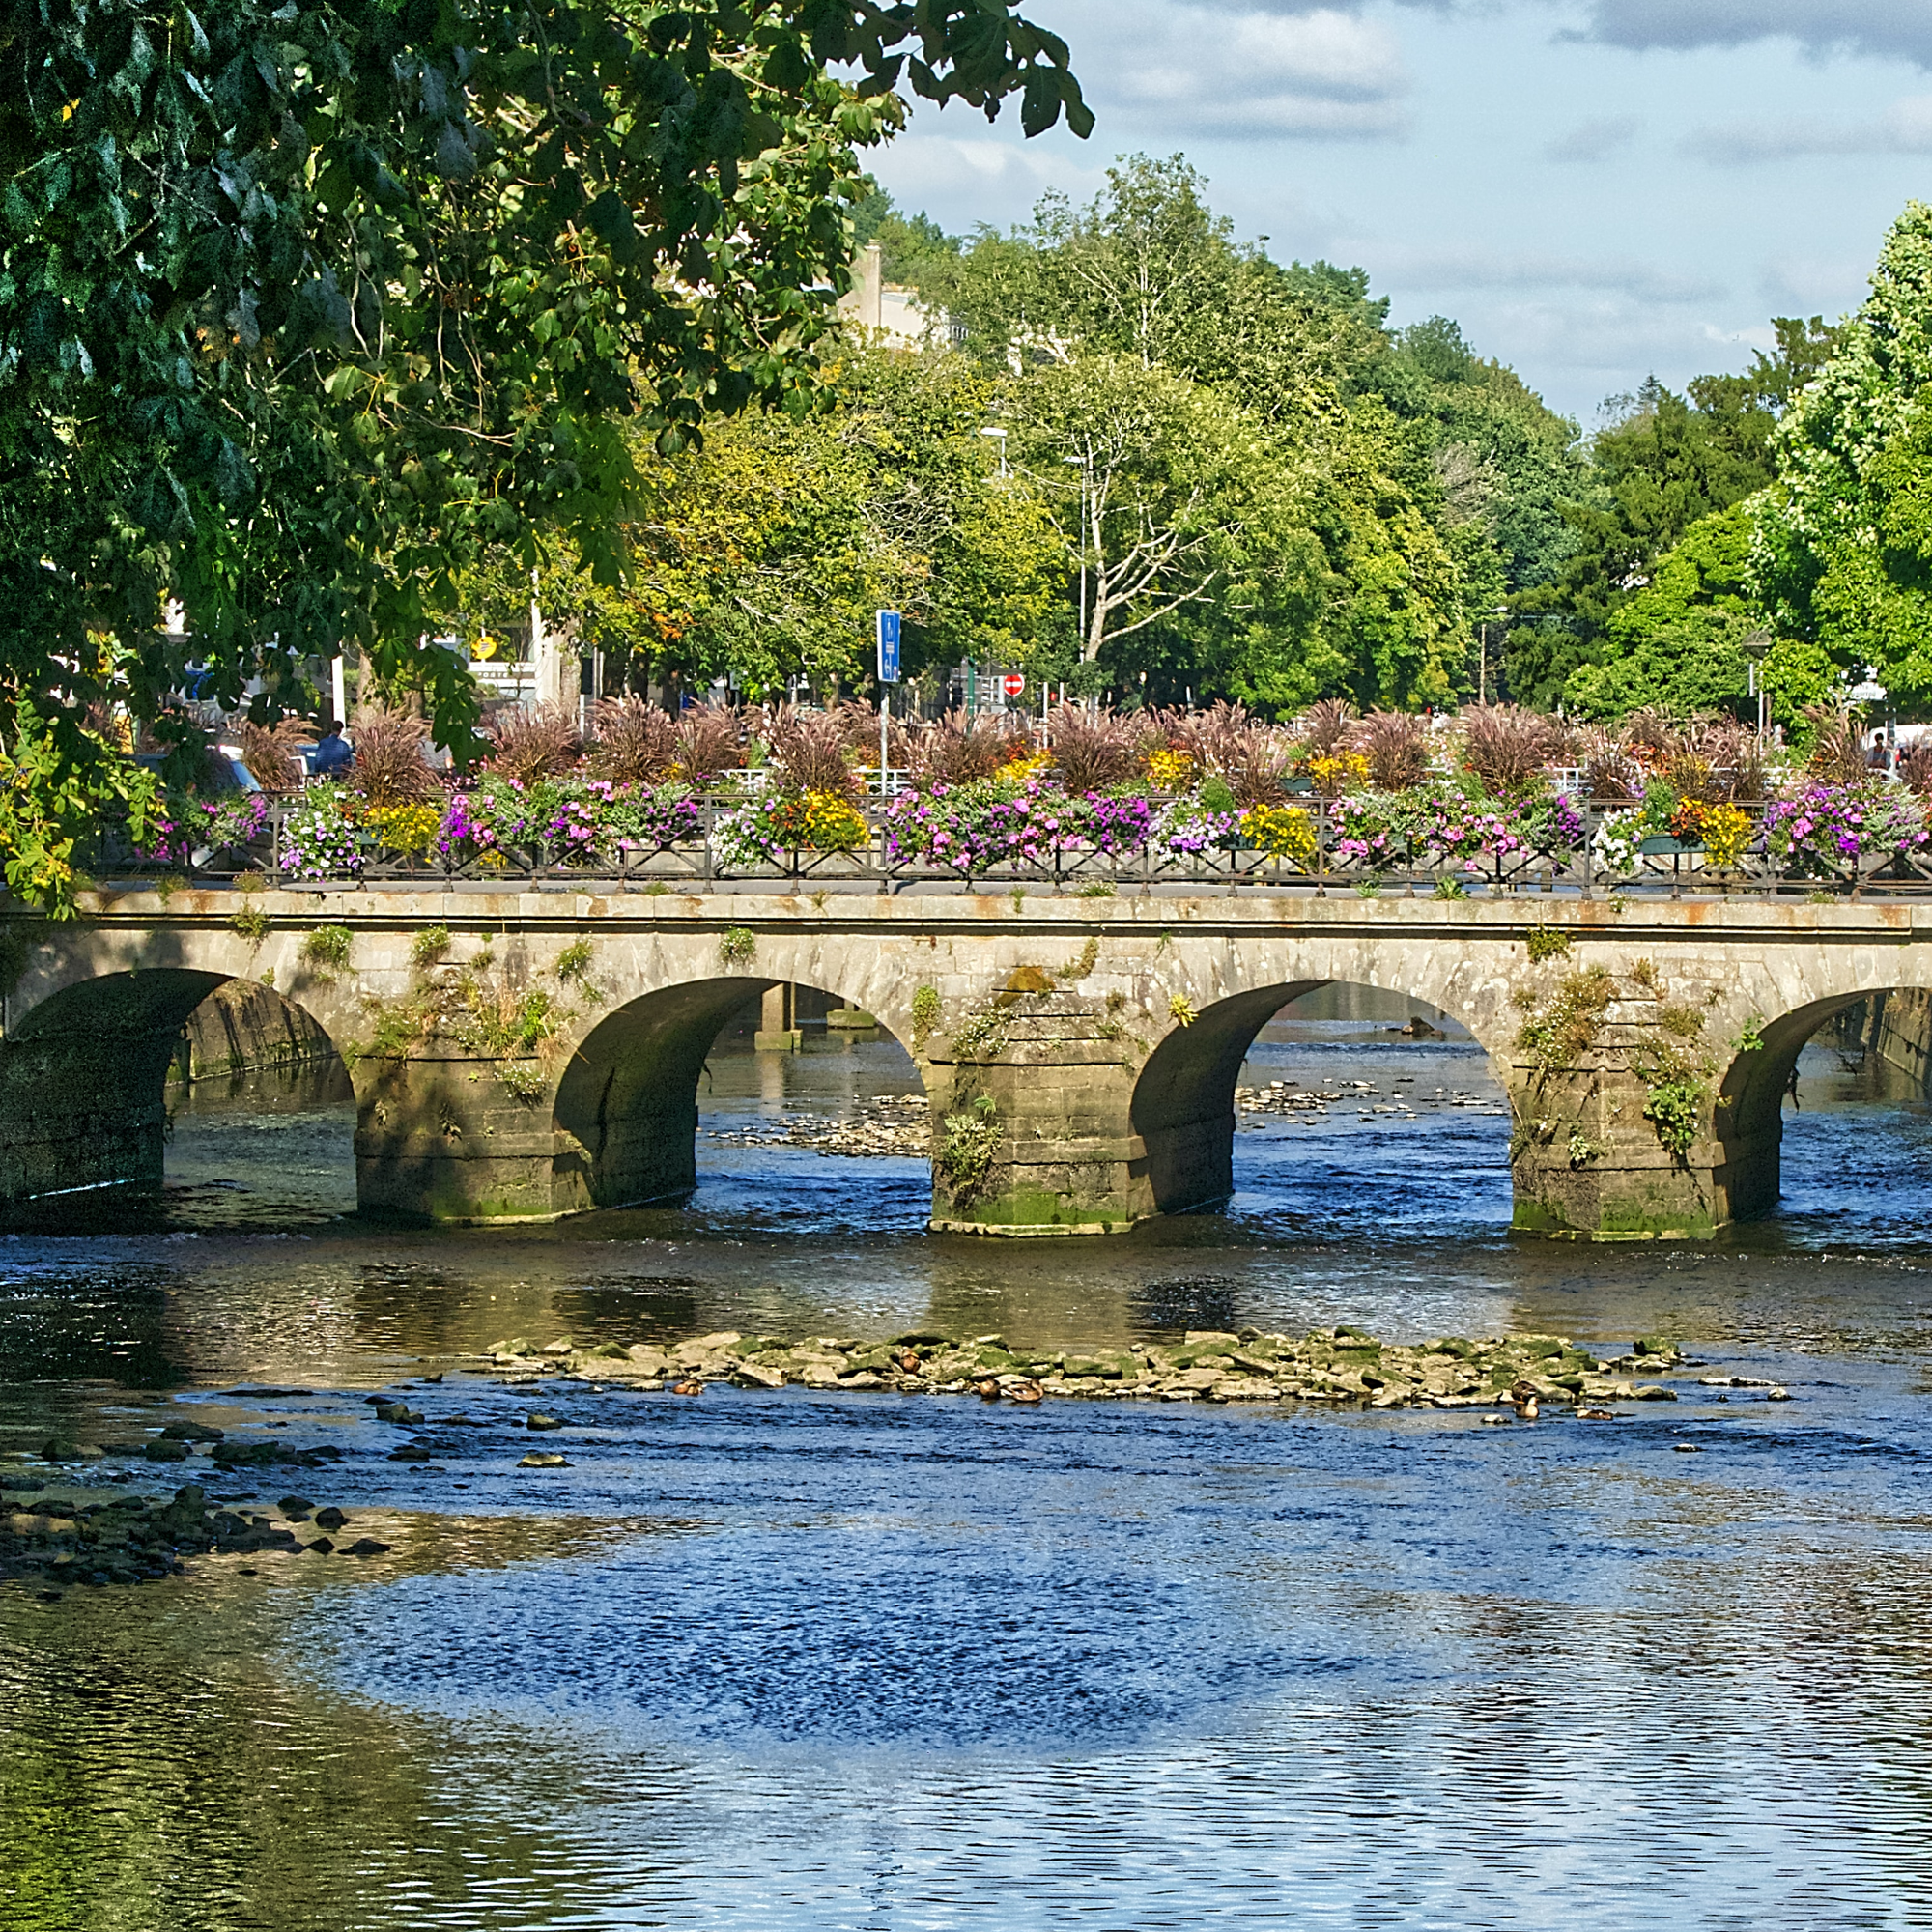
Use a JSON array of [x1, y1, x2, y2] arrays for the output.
[[1543, 114, 1640, 162], [1063, 0, 1411, 140], [1360, 242, 1725, 303], [867, 132, 1106, 232], [1565, 0, 1932, 67], [1756, 253, 1872, 312], [1685, 95, 1932, 162]]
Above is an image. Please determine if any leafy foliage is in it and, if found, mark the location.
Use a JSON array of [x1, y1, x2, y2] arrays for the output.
[[1755, 205, 1932, 704], [0, 0, 1085, 908]]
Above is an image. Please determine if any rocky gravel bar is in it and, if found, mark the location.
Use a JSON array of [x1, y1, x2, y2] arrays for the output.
[[483, 1324, 1789, 1408], [0, 1482, 388, 1597]]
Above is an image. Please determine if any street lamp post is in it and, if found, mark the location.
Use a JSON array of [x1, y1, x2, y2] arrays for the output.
[[1743, 629, 1773, 739], [1062, 454, 1089, 700]]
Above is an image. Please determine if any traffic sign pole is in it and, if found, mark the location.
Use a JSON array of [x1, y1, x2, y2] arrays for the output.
[[875, 611, 900, 795]]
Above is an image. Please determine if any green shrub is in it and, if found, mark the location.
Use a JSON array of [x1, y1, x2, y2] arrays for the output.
[[910, 984, 941, 1048], [719, 926, 755, 965], [497, 1060, 550, 1102], [300, 924, 353, 971], [412, 925, 451, 969], [936, 1095, 1001, 1196]]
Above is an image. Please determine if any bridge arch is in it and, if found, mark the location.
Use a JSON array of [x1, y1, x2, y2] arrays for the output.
[[1130, 977, 1507, 1215], [1714, 984, 1932, 1224], [551, 976, 927, 1214], [0, 968, 350, 1219]]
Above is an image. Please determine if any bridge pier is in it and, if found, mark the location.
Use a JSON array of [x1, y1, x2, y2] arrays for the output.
[[355, 1050, 565, 1223], [1506, 1060, 1744, 1239], [927, 992, 1143, 1235], [0, 970, 224, 1211]]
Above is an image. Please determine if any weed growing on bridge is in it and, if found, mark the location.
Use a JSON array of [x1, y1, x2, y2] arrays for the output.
[[1515, 959, 1721, 1161], [1169, 994, 1197, 1028], [1637, 1075, 1704, 1157], [497, 1062, 551, 1102], [937, 1095, 1001, 1197], [412, 926, 450, 969], [719, 927, 756, 965], [1055, 938, 1099, 984], [1076, 880, 1117, 898], [1355, 879, 1381, 897], [556, 940, 593, 982], [1524, 923, 1571, 962], [229, 904, 270, 944], [152, 873, 189, 906], [299, 925, 353, 975], [949, 1000, 1014, 1059], [1516, 967, 1614, 1076], [1733, 1015, 1767, 1054], [1432, 878, 1468, 900], [910, 985, 941, 1049]]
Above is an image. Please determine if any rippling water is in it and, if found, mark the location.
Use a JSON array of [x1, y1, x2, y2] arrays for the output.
[[3, 996, 1931, 1929]]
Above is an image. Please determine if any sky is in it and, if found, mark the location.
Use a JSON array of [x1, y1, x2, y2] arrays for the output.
[[868, 0, 1932, 424]]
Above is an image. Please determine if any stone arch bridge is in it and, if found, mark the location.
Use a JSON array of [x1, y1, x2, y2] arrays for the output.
[[1, 887, 1926, 1239]]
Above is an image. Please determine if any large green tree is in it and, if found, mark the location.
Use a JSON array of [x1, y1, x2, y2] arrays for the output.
[[1505, 317, 1838, 706], [0, 0, 1088, 906], [1754, 202, 1932, 706], [515, 346, 1071, 697]]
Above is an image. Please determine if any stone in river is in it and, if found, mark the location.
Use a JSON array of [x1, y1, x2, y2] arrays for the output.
[[313, 1507, 349, 1530], [526, 1413, 565, 1431], [1631, 1385, 1678, 1401], [304, 1537, 335, 1554], [142, 1440, 190, 1463], [278, 1495, 315, 1517], [733, 1364, 786, 1389], [342, 1538, 392, 1557], [159, 1420, 224, 1443], [387, 1444, 433, 1463], [520, 1452, 570, 1468]]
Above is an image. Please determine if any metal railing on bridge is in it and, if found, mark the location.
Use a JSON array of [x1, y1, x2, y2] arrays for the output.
[[93, 795, 1932, 900]]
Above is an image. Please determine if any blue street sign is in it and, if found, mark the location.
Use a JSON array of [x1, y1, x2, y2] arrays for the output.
[[876, 610, 901, 684]]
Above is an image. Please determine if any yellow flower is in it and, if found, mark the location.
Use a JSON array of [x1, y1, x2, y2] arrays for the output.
[[1305, 752, 1369, 799], [365, 803, 444, 856], [1700, 803, 1752, 867], [1240, 803, 1317, 864], [797, 791, 867, 851], [1145, 746, 1196, 790]]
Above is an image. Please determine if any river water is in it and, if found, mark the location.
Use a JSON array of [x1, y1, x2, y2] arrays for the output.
[[3, 992, 1931, 1929]]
